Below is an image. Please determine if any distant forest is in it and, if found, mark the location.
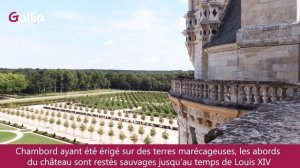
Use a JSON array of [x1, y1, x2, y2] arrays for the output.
[[0, 69, 193, 94]]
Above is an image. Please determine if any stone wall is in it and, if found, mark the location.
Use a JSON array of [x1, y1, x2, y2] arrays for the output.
[[237, 44, 299, 82], [242, 0, 298, 27], [207, 47, 238, 80], [206, 43, 300, 83]]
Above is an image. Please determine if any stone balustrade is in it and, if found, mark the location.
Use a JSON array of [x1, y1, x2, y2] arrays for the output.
[[170, 78, 299, 108]]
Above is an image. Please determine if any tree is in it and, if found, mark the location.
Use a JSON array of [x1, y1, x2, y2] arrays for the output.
[[99, 120, 105, 127], [143, 135, 152, 144], [125, 112, 129, 118], [62, 70, 78, 92], [138, 126, 145, 140], [110, 110, 115, 116], [71, 122, 77, 136], [63, 120, 70, 134], [69, 115, 75, 121], [108, 120, 114, 128], [31, 114, 36, 124], [0, 73, 27, 94], [150, 127, 156, 137], [159, 115, 164, 127], [84, 116, 89, 124], [37, 115, 43, 126], [117, 111, 122, 117], [79, 123, 86, 137], [88, 125, 95, 139], [63, 113, 68, 119], [119, 131, 127, 144], [108, 129, 115, 144], [141, 113, 146, 124], [130, 133, 138, 144], [117, 121, 123, 130], [128, 124, 134, 134], [150, 114, 155, 124], [43, 116, 48, 127], [133, 112, 137, 123], [49, 117, 55, 130], [56, 119, 62, 131], [169, 116, 174, 129], [57, 112, 62, 118], [91, 117, 97, 125], [97, 127, 104, 142], [76, 115, 82, 122], [162, 130, 169, 144]]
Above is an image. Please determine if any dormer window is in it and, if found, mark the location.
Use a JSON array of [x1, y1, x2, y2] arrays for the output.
[[212, 29, 217, 35]]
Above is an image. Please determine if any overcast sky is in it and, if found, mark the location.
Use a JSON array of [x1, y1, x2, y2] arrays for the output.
[[0, 0, 193, 71]]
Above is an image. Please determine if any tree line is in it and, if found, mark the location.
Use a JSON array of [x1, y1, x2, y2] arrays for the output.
[[0, 69, 193, 94]]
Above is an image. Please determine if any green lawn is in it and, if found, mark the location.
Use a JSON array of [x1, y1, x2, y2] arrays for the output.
[[0, 132, 17, 143], [10, 133, 66, 144], [0, 123, 16, 130]]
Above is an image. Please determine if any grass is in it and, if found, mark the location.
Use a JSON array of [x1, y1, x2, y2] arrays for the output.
[[10, 133, 66, 144], [0, 123, 16, 130], [0, 132, 17, 143]]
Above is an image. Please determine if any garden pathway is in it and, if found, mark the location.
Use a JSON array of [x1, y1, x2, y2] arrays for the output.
[[0, 130, 24, 144]]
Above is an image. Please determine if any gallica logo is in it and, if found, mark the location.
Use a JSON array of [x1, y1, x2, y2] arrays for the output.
[[9, 11, 45, 23]]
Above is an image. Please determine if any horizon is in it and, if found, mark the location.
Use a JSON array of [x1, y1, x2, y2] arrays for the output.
[[0, 0, 193, 71]]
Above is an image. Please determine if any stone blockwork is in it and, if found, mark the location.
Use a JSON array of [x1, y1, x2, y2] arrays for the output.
[[210, 92, 300, 144], [203, 1, 300, 83], [206, 43, 300, 83], [242, 0, 298, 27]]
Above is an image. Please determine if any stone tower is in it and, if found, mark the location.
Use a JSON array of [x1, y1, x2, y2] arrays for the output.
[[183, 0, 230, 79], [183, 0, 300, 83], [170, 0, 300, 144]]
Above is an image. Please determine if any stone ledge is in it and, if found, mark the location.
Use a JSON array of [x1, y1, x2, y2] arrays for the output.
[[209, 92, 300, 144]]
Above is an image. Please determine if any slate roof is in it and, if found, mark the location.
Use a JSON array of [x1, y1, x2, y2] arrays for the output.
[[204, 0, 241, 48]]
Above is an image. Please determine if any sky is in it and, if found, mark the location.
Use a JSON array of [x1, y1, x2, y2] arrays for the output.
[[0, 0, 193, 71]]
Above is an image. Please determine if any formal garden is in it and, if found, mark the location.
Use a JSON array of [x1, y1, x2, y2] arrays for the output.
[[0, 92, 178, 144], [0, 122, 65, 144]]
